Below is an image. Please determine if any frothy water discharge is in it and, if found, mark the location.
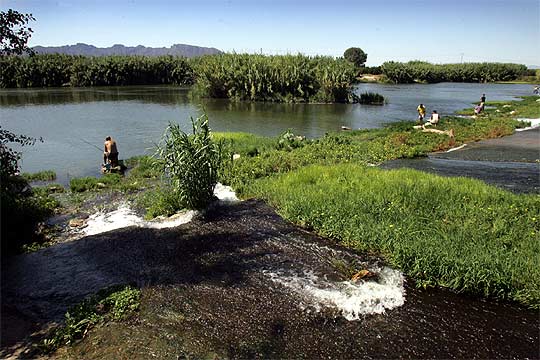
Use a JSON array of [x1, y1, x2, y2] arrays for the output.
[[75, 183, 408, 319], [81, 183, 239, 236], [264, 267, 405, 319]]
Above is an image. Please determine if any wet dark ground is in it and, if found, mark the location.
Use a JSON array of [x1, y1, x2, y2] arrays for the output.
[[2, 200, 539, 359], [381, 127, 540, 194]]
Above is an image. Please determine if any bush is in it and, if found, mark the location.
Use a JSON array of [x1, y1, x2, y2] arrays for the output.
[[359, 92, 385, 105], [156, 113, 227, 210]]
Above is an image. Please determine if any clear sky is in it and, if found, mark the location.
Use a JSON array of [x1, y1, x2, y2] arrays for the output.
[[2, 0, 539, 66]]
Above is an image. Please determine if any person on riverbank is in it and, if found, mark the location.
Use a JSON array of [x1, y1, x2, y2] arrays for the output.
[[534, 86, 539, 95], [481, 93, 486, 104], [417, 104, 426, 123], [474, 103, 484, 116], [103, 136, 119, 167], [424, 110, 440, 127]]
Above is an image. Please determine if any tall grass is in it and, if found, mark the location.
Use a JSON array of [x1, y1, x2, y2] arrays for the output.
[[0, 54, 194, 87], [248, 164, 540, 308], [177, 53, 357, 103], [381, 61, 528, 83], [156, 114, 226, 210]]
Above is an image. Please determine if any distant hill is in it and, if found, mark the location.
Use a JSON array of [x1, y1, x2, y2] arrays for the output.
[[32, 43, 223, 57]]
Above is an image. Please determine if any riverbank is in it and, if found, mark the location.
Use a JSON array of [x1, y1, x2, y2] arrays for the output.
[[2, 96, 539, 358], [2, 200, 538, 359]]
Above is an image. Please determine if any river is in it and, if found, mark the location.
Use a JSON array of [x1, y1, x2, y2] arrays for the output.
[[0, 82, 534, 184]]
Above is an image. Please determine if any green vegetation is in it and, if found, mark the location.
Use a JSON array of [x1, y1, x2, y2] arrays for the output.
[[70, 173, 123, 192], [343, 47, 368, 68], [22, 169, 56, 182], [40, 285, 140, 354], [215, 96, 540, 307], [382, 61, 528, 83], [155, 114, 226, 210], [0, 54, 194, 87], [248, 165, 540, 307], [192, 53, 359, 103], [359, 92, 385, 105], [0, 127, 61, 254]]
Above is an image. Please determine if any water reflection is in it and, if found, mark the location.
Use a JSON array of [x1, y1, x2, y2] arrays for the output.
[[0, 83, 533, 182], [0, 86, 192, 107]]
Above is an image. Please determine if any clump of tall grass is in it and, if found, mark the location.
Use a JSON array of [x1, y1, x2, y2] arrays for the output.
[[359, 92, 385, 105], [248, 164, 540, 308], [156, 113, 227, 210], [192, 53, 358, 103]]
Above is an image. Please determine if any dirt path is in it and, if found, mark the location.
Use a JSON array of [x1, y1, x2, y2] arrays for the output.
[[2, 200, 538, 359]]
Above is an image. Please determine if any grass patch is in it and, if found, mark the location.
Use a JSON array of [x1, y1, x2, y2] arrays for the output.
[[359, 92, 386, 105], [69, 173, 122, 192], [247, 164, 540, 308], [39, 285, 141, 354], [21, 170, 56, 182]]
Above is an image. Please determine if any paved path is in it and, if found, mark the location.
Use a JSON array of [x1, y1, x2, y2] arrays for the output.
[[382, 128, 540, 193]]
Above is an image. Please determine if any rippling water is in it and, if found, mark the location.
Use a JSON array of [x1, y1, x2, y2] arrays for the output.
[[0, 83, 533, 184]]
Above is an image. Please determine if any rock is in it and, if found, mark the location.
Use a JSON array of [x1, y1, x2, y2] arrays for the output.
[[96, 182, 106, 188], [68, 218, 86, 228]]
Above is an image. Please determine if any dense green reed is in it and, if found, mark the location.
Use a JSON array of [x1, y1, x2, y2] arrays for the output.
[[248, 164, 540, 308], [192, 53, 358, 103], [0, 54, 194, 87], [381, 61, 528, 83]]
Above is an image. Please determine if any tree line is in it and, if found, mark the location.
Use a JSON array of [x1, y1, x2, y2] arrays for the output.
[[380, 61, 528, 83]]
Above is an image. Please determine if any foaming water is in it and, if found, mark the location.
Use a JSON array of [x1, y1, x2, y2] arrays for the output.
[[81, 183, 237, 236], [83, 205, 198, 236], [515, 118, 540, 131], [263, 266, 405, 320]]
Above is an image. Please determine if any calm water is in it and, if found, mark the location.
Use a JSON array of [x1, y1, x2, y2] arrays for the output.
[[0, 83, 533, 184]]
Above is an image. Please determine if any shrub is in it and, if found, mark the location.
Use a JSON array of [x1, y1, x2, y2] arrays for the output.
[[156, 113, 226, 210], [359, 92, 385, 105]]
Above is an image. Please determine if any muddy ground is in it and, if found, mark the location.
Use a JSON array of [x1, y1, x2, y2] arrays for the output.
[[2, 199, 538, 359]]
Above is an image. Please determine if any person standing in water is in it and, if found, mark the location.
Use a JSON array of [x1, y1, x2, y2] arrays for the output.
[[103, 136, 119, 167]]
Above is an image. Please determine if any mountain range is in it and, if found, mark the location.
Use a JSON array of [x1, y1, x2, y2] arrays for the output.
[[32, 43, 223, 57]]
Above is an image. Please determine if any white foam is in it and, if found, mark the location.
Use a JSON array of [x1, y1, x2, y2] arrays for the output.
[[515, 118, 540, 132], [214, 183, 239, 202], [264, 267, 405, 320], [83, 204, 197, 236], [446, 144, 467, 152], [81, 183, 238, 236]]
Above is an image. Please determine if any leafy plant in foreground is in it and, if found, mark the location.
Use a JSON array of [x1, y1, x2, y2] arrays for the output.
[[156, 113, 227, 210]]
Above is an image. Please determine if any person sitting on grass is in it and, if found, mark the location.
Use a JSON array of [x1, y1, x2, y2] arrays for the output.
[[474, 103, 484, 116], [423, 110, 440, 127]]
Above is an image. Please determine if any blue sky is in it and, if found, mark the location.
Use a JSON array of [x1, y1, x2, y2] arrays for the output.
[[3, 0, 539, 66]]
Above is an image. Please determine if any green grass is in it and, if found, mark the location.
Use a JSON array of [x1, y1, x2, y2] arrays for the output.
[[70, 173, 123, 192], [39, 285, 141, 354], [22, 170, 56, 182], [247, 164, 540, 308], [216, 95, 540, 308]]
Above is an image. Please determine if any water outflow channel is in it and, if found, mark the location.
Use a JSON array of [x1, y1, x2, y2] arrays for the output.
[[1, 199, 537, 358]]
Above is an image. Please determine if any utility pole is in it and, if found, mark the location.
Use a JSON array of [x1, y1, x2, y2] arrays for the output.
[[460, 53, 464, 63]]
